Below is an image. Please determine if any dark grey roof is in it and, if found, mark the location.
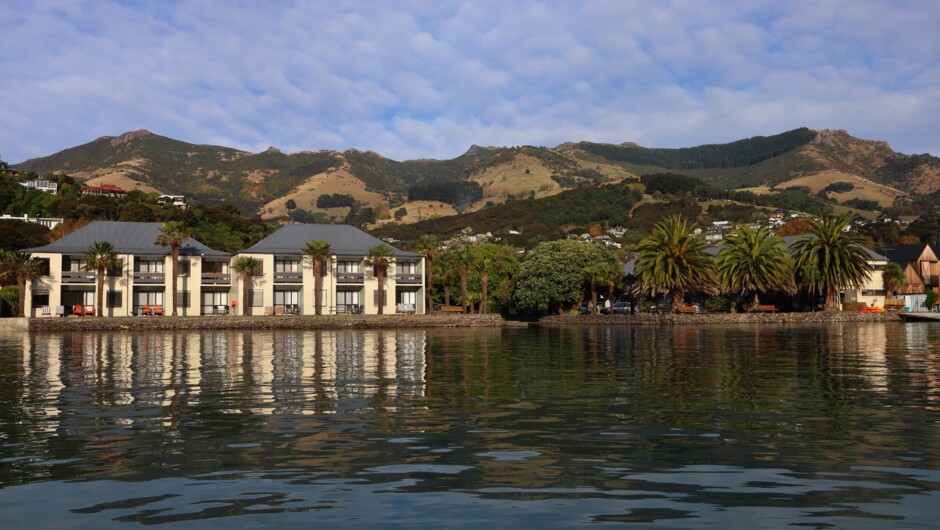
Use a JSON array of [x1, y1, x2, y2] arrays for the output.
[[783, 235, 887, 261], [240, 224, 422, 258], [26, 221, 228, 256], [875, 244, 931, 264]]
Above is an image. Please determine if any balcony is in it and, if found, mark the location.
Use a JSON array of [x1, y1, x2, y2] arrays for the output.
[[336, 272, 364, 284], [201, 273, 231, 285], [61, 271, 96, 284], [273, 271, 303, 283], [133, 272, 165, 284], [395, 273, 423, 285]]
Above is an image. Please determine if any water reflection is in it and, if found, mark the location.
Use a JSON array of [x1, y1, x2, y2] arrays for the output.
[[1, 323, 939, 528]]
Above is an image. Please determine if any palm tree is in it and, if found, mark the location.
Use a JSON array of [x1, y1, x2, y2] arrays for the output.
[[599, 260, 624, 311], [232, 256, 262, 316], [301, 239, 332, 315], [716, 226, 795, 311], [155, 221, 192, 316], [584, 262, 607, 315], [364, 243, 395, 315], [414, 234, 440, 313], [790, 214, 875, 310], [634, 215, 716, 312], [0, 250, 44, 317], [454, 248, 474, 313], [84, 241, 119, 317], [882, 262, 905, 300]]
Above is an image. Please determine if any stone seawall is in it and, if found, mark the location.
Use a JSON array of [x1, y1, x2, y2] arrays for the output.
[[28, 314, 526, 332], [540, 312, 904, 326]]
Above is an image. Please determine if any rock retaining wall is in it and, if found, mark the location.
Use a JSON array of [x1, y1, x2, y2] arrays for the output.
[[29, 314, 526, 332], [540, 312, 903, 326]]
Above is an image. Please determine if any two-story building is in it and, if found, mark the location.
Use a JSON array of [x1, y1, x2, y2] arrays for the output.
[[234, 224, 425, 315], [24, 221, 231, 317], [23, 221, 425, 317]]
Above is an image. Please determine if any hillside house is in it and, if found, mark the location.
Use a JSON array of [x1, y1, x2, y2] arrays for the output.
[[80, 184, 126, 197], [20, 179, 58, 194]]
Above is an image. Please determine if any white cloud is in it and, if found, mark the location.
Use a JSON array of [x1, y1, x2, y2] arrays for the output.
[[1, 0, 939, 165]]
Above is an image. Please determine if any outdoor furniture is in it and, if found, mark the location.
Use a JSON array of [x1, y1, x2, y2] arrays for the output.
[[55, 306, 66, 317], [41, 306, 51, 316], [83, 305, 95, 316], [264, 306, 274, 316], [678, 305, 698, 314], [153, 305, 164, 316], [141, 304, 153, 316], [274, 306, 285, 316], [756, 305, 778, 312], [73, 304, 85, 316], [440, 305, 464, 313]]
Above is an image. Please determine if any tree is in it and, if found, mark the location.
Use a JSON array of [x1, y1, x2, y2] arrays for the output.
[[0, 250, 44, 317], [716, 226, 795, 310], [584, 251, 621, 314], [455, 248, 474, 313], [155, 221, 192, 316], [925, 287, 939, 311], [364, 243, 395, 315], [598, 260, 624, 310], [512, 240, 612, 314], [232, 256, 262, 316], [882, 262, 905, 300], [790, 214, 875, 310], [285, 199, 297, 216], [775, 218, 813, 236], [634, 215, 716, 311], [301, 239, 332, 315], [84, 241, 119, 318], [470, 242, 519, 314], [414, 234, 440, 313]]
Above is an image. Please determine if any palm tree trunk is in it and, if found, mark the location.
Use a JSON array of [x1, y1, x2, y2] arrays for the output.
[[481, 271, 488, 314], [377, 270, 385, 315], [314, 257, 322, 315], [591, 279, 598, 315], [460, 269, 468, 312], [17, 277, 26, 318], [749, 292, 760, 312], [608, 281, 615, 308], [242, 272, 250, 316], [97, 267, 104, 317], [671, 289, 684, 313], [444, 285, 451, 306]]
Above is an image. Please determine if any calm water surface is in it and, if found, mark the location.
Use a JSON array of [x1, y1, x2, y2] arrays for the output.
[[1, 323, 939, 528]]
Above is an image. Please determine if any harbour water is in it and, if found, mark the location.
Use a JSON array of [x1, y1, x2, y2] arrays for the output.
[[1, 323, 938, 528]]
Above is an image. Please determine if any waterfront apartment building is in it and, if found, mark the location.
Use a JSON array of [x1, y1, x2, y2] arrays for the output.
[[233, 224, 425, 315], [23, 221, 425, 317]]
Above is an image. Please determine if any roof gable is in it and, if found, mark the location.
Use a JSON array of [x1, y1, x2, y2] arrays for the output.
[[242, 224, 421, 258], [26, 221, 228, 256]]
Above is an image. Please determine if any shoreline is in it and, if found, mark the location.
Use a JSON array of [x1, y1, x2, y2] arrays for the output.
[[10, 311, 912, 332]]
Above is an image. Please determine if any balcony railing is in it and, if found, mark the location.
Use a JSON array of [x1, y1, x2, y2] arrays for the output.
[[201, 273, 231, 285], [336, 272, 364, 284], [273, 271, 303, 283], [133, 272, 165, 284], [334, 304, 363, 315], [61, 271, 96, 284], [395, 273, 423, 285]]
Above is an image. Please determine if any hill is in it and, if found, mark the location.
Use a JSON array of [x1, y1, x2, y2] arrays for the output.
[[12, 128, 940, 221]]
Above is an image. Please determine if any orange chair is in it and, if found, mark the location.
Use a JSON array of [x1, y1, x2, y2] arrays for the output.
[[142, 304, 152, 316], [73, 304, 85, 316], [153, 305, 164, 316]]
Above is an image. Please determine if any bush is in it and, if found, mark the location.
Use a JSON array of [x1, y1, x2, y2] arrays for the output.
[[842, 302, 866, 312]]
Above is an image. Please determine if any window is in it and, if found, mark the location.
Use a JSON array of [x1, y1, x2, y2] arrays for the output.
[[397, 290, 417, 305], [178, 260, 191, 276], [37, 258, 50, 276], [32, 292, 50, 308], [373, 289, 387, 306], [135, 259, 163, 273], [134, 291, 163, 307], [274, 259, 300, 272], [202, 291, 228, 314], [107, 259, 124, 277], [176, 291, 191, 306], [65, 257, 87, 272], [396, 262, 416, 275], [248, 289, 262, 307], [107, 291, 123, 308], [337, 261, 360, 273]]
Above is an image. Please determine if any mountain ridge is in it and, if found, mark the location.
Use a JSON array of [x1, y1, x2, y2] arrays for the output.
[[12, 128, 940, 221]]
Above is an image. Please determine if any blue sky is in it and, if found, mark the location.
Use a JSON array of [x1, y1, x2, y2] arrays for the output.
[[2, 0, 939, 164]]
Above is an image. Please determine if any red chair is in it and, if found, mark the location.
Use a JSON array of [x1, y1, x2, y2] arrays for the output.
[[153, 305, 164, 316], [73, 304, 85, 316], [83, 305, 95, 317]]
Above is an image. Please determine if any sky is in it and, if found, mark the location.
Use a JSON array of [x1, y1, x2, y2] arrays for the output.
[[2, 0, 940, 164]]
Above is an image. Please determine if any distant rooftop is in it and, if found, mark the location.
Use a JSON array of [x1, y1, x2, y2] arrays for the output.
[[242, 224, 421, 258]]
